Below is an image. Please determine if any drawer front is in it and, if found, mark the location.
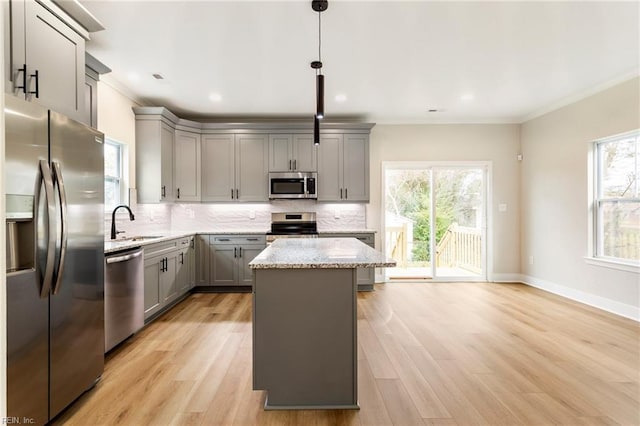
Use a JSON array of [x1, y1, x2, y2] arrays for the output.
[[144, 240, 179, 258], [211, 234, 266, 245]]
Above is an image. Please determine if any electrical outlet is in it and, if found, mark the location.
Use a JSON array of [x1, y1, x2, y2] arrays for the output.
[[529, 256, 534, 265], [334, 210, 340, 219], [249, 210, 256, 220]]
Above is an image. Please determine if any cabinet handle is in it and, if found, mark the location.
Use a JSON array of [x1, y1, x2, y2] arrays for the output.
[[177, 188, 180, 199], [29, 69, 39, 98], [239, 247, 242, 257], [219, 238, 230, 242], [162, 185, 166, 198], [345, 188, 348, 199], [246, 238, 259, 241], [234, 247, 237, 258], [16, 64, 27, 95], [340, 188, 343, 199], [236, 189, 239, 199], [191, 239, 195, 249], [231, 188, 234, 199], [294, 159, 297, 170], [289, 160, 292, 170], [180, 252, 184, 264]]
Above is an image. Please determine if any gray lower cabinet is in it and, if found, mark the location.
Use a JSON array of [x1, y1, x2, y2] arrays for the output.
[[143, 236, 195, 322], [195, 235, 210, 286], [209, 235, 266, 287], [319, 233, 375, 290], [7, 0, 87, 122]]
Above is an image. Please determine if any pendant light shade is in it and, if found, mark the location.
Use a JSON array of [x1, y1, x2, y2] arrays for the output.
[[316, 74, 324, 119], [314, 115, 320, 145]]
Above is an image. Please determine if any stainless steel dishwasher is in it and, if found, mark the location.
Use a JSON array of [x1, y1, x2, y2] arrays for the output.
[[105, 246, 144, 352]]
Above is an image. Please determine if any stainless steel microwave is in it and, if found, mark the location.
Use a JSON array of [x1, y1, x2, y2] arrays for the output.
[[269, 172, 317, 199]]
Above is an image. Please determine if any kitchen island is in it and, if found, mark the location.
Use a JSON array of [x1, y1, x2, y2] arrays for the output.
[[249, 238, 395, 410]]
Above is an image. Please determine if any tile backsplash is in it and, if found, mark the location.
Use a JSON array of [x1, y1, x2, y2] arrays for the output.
[[106, 200, 367, 237]]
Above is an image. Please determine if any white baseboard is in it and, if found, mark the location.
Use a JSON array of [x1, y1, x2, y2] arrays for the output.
[[491, 273, 523, 283], [521, 274, 640, 322]]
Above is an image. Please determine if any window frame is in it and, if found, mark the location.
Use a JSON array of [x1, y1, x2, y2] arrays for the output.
[[104, 138, 126, 211], [590, 130, 640, 269]]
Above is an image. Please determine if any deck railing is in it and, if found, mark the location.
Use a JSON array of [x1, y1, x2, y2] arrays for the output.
[[435, 223, 482, 274]]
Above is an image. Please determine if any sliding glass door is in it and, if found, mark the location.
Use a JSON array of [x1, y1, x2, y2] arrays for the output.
[[383, 162, 487, 281]]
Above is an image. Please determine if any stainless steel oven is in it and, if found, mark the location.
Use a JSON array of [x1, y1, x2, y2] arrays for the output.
[[266, 212, 319, 245], [269, 172, 317, 199]]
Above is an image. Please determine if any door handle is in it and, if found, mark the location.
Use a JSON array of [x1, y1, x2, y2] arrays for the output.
[[51, 162, 68, 295], [29, 69, 39, 98], [34, 160, 56, 298], [15, 64, 27, 95]]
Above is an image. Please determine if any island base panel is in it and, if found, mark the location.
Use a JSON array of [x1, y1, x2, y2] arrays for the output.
[[253, 268, 357, 409]]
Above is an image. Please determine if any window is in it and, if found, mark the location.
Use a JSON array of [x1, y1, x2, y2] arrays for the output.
[[594, 131, 639, 264], [104, 139, 124, 210]]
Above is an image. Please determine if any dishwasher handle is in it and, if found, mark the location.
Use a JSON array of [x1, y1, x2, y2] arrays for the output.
[[107, 249, 143, 264]]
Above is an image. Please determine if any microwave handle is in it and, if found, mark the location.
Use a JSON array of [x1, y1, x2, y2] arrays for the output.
[[304, 177, 308, 195]]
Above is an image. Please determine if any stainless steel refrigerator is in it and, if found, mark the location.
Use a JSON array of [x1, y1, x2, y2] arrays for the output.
[[5, 95, 105, 425]]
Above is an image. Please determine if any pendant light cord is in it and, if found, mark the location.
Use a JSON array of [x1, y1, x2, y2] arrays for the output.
[[318, 11, 322, 75]]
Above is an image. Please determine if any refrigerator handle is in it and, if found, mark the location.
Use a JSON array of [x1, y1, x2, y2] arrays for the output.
[[33, 160, 56, 298], [51, 162, 68, 295]]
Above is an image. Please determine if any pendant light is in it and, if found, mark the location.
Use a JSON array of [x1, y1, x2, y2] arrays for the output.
[[311, 0, 328, 145]]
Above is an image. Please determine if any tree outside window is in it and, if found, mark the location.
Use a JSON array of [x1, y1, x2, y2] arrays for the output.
[[595, 132, 640, 263]]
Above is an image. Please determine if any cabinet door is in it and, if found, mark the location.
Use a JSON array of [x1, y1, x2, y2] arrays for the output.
[[317, 134, 344, 201], [143, 256, 162, 320], [160, 252, 178, 304], [237, 244, 264, 285], [210, 245, 236, 285], [236, 134, 269, 201], [292, 134, 317, 172], [201, 134, 235, 201], [175, 249, 190, 296], [175, 130, 201, 202], [24, 1, 85, 121], [343, 134, 369, 201], [196, 235, 210, 286], [83, 71, 98, 128], [160, 123, 175, 201], [268, 134, 292, 172], [188, 239, 196, 289]]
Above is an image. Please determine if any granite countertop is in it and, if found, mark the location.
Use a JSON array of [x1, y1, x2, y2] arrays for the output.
[[317, 229, 376, 234], [104, 232, 195, 254], [249, 237, 396, 269]]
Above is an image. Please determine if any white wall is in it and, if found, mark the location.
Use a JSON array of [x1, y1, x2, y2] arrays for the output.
[[367, 124, 522, 279], [520, 77, 640, 319], [97, 78, 140, 188]]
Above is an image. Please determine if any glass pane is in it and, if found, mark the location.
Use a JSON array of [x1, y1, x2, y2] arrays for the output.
[[599, 201, 640, 261], [384, 169, 432, 279], [105, 178, 119, 210], [598, 137, 638, 199], [104, 142, 121, 178], [434, 169, 483, 278]]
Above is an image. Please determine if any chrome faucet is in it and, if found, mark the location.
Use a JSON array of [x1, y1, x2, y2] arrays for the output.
[[110, 205, 135, 240]]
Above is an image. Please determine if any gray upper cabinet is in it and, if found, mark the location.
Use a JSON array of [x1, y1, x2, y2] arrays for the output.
[[201, 133, 268, 202], [201, 134, 236, 202], [236, 134, 269, 201], [317, 133, 369, 202], [268, 133, 317, 172], [135, 116, 175, 203], [83, 53, 111, 129], [8, 0, 87, 121], [174, 130, 201, 202]]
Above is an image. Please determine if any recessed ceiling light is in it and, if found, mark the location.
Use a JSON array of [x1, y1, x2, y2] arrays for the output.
[[460, 93, 474, 102], [209, 93, 222, 102], [335, 94, 347, 103]]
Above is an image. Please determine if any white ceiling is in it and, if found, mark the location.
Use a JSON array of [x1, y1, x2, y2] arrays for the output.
[[82, 1, 639, 124]]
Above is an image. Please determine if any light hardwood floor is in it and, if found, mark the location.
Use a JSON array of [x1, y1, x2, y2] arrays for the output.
[[54, 283, 640, 426]]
